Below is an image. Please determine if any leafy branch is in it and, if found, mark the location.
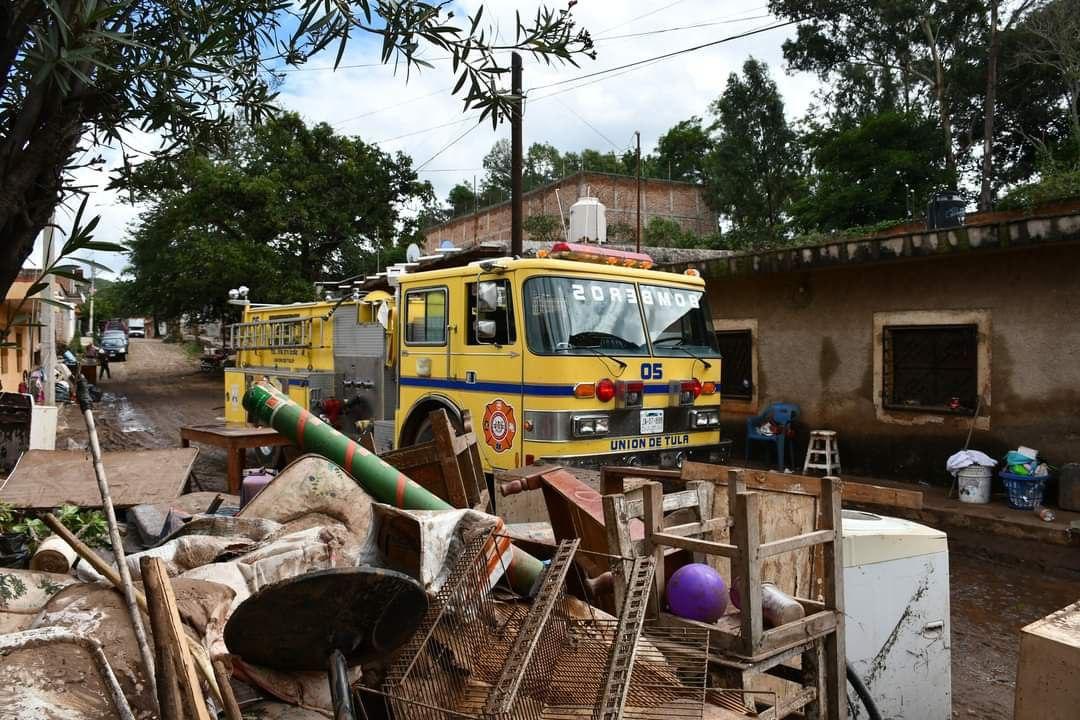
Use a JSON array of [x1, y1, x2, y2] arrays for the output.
[[0, 195, 125, 351]]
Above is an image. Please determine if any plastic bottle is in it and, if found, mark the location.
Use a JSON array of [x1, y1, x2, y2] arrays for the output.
[[730, 580, 807, 628]]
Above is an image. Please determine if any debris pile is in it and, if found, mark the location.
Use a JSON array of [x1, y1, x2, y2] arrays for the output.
[[0, 381, 857, 719]]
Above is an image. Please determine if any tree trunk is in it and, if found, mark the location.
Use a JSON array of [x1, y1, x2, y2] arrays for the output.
[[921, 18, 957, 184], [979, 1, 1001, 211]]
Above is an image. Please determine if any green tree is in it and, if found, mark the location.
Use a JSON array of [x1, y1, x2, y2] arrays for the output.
[[652, 118, 713, 181], [0, 2, 594, 299], [448, 183, 478, 217], [123, 114, 433, 317], [524, 142, 564, 189], [523, 214, 562, 243], [705, 59, 803, 232], [122, 114, 431, 283], [793, 111, 948, 231], [481, 139, 513, 202]]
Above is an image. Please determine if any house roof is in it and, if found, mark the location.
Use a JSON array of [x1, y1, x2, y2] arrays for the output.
[[685, 208, 1080, 278]]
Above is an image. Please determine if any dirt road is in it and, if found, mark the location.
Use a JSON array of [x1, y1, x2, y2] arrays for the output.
[[58, 338, 229, 488], [67, 338, 1080, 718]]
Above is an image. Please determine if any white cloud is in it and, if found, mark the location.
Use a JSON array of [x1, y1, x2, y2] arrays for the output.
[[33, 0, 818, 277]]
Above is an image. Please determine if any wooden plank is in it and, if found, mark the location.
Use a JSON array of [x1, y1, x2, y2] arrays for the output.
[[651, 531, 738, 558], [140, 557, 212, 720], [641, 482, 666, 616], [759, 610, 838, 654], [682, 462, 923, 509], [3, 448, 198, 509], [820, 476, 847, 720], [756, 530, 834, 560], [430, 409, 469, 508], [602, 493, 632, 614], [734, 491, 763, 656], [600, 466, 680, 495]]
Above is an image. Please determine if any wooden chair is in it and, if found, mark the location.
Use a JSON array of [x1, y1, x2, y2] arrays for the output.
[[601, 468, 847, 720], [376, 408, 488, 511]]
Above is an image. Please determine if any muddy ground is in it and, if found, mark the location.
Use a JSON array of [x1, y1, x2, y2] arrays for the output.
[[60, 338, 1080, 719]]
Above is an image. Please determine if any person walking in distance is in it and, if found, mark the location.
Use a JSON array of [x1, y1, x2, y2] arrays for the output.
[[97, 346, 110, 379]]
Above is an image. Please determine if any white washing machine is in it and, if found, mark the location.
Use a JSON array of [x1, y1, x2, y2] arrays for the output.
[[842, 509, 952, 719]]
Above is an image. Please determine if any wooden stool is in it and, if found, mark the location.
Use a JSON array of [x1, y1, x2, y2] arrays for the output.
[[803, 430, 841, 475]]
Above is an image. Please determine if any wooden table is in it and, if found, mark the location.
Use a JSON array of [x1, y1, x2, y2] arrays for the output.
[[179, 423, 291, 494]]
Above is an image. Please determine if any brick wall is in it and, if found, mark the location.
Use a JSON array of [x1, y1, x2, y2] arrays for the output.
[[423, 171, 714, 251]]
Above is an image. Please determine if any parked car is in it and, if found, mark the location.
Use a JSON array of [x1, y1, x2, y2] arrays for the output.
[[128, 318, 146, 338], [100, 330, 128, 361], [103, 319, 127, 336]]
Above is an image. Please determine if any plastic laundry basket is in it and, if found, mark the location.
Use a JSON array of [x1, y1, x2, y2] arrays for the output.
[[957, 466, 992, 504], [1000, 471, 1048, 510]]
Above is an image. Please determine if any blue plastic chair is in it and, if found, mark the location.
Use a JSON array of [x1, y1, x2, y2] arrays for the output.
[[745, 402, 800, 470]]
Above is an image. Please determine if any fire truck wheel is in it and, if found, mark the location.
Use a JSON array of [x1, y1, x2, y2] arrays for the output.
[[412, 416, 436, 445]]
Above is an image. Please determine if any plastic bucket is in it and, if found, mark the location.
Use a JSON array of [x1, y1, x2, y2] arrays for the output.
[[957, 466, 992, 504]]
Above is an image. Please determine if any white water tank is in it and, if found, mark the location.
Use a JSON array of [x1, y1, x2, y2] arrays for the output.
[[568, 197, 607, 244]]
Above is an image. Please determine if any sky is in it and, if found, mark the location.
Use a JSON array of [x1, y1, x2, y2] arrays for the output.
[[35, 0, 820, 278]]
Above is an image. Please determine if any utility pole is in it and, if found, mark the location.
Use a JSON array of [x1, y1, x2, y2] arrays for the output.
[[635, 131, 642, 253], [511, 52, 523, 257], [88, 264, 96, 339], [42, 217, 56, 406]]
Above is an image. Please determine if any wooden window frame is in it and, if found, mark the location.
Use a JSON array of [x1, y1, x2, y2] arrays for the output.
[[712, 318, 758, 415], [873, 310, 991, 430]]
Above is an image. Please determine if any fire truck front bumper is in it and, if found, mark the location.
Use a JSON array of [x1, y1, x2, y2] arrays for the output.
[[534, 439, 733, 470]]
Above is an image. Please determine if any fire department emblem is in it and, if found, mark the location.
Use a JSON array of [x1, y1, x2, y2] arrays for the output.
[[482, 399, 517, 453]]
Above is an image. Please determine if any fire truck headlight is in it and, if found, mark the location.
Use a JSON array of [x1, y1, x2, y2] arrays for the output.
[[573, 415, 609, 438]]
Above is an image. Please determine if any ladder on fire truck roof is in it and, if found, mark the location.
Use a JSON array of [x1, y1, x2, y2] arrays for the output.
[[226, 315, 324, 351]]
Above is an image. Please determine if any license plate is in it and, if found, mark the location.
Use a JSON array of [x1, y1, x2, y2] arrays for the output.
[[640, 409, 664, 435]]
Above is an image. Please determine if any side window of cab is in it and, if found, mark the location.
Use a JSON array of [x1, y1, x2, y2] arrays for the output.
[[404, 288, 448, 345]]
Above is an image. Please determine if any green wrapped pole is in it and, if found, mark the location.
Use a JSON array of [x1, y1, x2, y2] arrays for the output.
[[243, 382, 546, 595]]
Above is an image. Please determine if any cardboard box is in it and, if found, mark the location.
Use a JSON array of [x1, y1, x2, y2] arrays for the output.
[[1014, 600, 1080, 719]]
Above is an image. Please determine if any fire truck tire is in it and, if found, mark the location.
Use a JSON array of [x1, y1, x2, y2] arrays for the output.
[[400, 400, 463, 447]]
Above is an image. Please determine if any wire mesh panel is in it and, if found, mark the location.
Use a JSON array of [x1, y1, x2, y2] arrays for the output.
[[380, 532, 709, 720]]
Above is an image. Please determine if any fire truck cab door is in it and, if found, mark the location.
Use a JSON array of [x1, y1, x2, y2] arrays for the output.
[[458, 276, 524, 471]]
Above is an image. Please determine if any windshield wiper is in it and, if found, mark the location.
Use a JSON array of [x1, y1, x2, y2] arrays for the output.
[[657, 342, 713, 370], [569, 344, 628, 370]]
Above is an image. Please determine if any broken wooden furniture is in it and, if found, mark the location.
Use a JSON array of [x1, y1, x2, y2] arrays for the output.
[[225, 567, 429, 720], [379, 530, 710, 720], [602, 470, 847, 720], [179, 423, 290, 494], [376, 408, 487, 511], [3, 447, 199, 508]]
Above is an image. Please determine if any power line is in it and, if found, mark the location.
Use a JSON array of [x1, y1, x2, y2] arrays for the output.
[[333, 88, 448, 128], [594, 0, 695, 37], [527, 19, 800, 93], [373, 115, 477, 144], [554, 97, 625, 153], [415, 123, 482, 171], [597, 13, 774, 41]]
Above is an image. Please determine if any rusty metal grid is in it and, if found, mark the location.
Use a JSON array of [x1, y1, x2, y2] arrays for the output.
[[378, 532, 709, 720]]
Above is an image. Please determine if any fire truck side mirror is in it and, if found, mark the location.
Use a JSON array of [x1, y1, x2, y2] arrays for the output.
[[476, 282, 500, 313], [475, 319, 497, 342]]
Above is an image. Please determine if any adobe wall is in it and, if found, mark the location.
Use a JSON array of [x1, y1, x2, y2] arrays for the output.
[[707, 242, 1080, 481]]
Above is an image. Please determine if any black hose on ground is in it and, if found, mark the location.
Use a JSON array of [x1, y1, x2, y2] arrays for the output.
[[846, 661, 883, 720]]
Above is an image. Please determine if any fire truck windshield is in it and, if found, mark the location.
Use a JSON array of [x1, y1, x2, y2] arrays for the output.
[[640, 284, 720, 357], [524, 277, 649, 355]]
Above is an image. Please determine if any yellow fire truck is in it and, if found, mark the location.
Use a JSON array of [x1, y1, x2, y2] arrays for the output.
[[224, 242, 726, 473]]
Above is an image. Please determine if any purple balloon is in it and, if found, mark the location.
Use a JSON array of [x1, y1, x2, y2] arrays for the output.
[[666, 563, 728, 623]]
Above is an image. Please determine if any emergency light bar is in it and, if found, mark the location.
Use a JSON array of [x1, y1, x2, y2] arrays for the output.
[[544, 242, 655, 270]]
